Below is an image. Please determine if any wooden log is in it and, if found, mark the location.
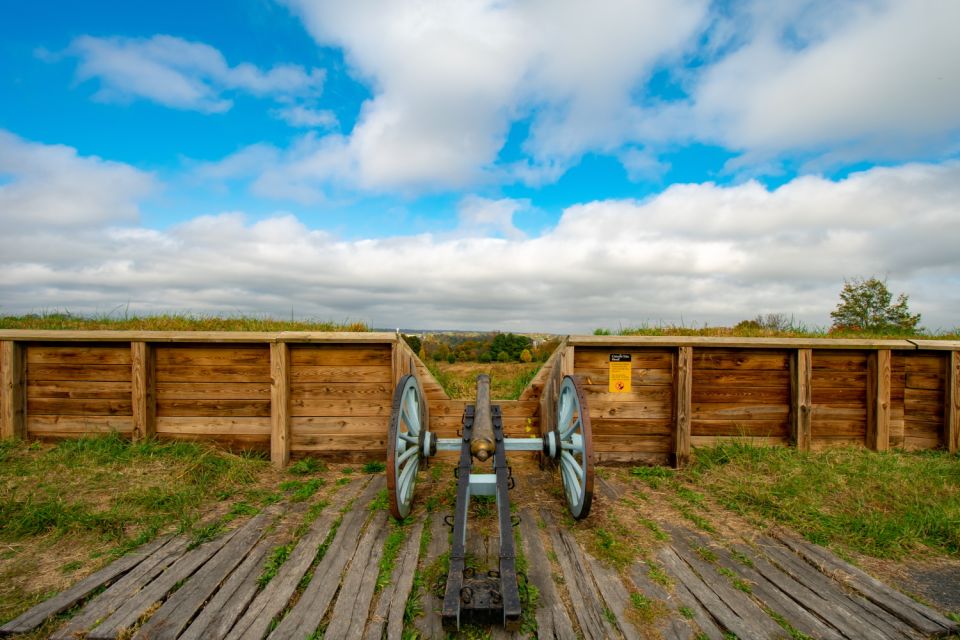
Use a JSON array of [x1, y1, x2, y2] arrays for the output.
[[867, 349, 892, 451], [673, 347, 692, 468], [131, 343, 155, 442], [946, 351, 959, 454], [790, 349, 812, 451], [0, 535, 170, 635], [1, 341, 26, 439], [271, 342, 290, 468]]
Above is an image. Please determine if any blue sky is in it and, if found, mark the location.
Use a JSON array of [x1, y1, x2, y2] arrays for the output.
[[1, 0, 959, 331]]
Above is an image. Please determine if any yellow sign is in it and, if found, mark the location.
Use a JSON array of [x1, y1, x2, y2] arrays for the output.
[[608, 354, 632, 393]]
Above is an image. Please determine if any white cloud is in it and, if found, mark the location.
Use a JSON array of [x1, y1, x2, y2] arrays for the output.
[[273, 105, 338, 129], [3, 138, 958, 332], [0, 130, 156, 227], [65, 34, 325, 114]]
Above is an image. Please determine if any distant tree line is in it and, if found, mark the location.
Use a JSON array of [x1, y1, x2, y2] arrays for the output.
[[402, 332, 558, 363]]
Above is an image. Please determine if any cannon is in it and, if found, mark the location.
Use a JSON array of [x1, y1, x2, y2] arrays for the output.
[[386, 372, 594, 631]]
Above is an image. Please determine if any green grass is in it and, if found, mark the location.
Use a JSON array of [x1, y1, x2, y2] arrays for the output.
[[689, 442, 960, 558], [0, 311, 368, 332], [258, 543, 293, 588], [279, 478, 325, 502], [609, 321, 959, 340], [288, 457, 327, 475], [424, 361, 542, 401]]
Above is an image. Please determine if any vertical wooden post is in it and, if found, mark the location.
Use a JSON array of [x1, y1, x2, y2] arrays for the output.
[[867, 349, 891, 451], [391, 337, 405, 391], [1, 341, 26, 439], [561, 345, 575, 377], [946, 350, 959, 454], [790, 349, 812, 452], [673, 346, 692, 468], [270, 342, 291, 468], [131, 342, 156, 441]]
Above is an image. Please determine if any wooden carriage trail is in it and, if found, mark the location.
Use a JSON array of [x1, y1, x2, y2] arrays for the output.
[[3, 477, 957, 640]]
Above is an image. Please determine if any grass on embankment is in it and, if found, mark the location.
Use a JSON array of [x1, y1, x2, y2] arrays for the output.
[[683, 443, 960, 559], [603, 323, 960, 340], [0, 435, 273, 624], [425, 361, 542, 400], [0, 312, 368, 332]]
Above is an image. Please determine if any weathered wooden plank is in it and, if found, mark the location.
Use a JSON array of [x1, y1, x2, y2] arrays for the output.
[[589, 401, 672, 422], [156, 382, 271, 399], [130, 342, 157, 440], [583, 385, 674, 403], [692, 403, 789, 420], [291, 382, 392, 399], [361, 518, 425, 640], [790, 348, 812, 451], [27, 415, 134, 435], [812, 351, 869, 369], [271, 343, 290, 468], [1, 341, 26, 439], [227, 478, 368, 640], [325, 512, 389, 639], [576, 367, 675, 387], [291, 397, 390, 417], [518, 509, 576, 640], [0, 535, 170, 635], [132, 512, 272, 640], [694, 349, 790, 370], [178, 535, 273, 640], [289, 345, 391, 367], [947, 351, 959, 454], [27, 398, 132, 416], [692, 386, 789, 404], [265, 476, 385, 640], [691, 420, 788, 438], [569, 336, 914, 350], [85, 530, 240, 640], [154, 346, 269, 366], [692, 370, 790, 387], [666, 530, 784, 639], [811, 371, 869, 388], [154, 416, 270, 434], [627, 562, 698, 640], [867, 349, 892, 451], [28, 381, 132, 399], [26, 345, 132, 365], [49, 537, 190, 640], [414, 512, 447, 640], [290, 434, 387, 451], [155, 398, 271, 417], [26, 364, 133, 383], [290, 416, 388, 433], [771, 531, 958, 636], [291, 365, 393, 383], [588, 419, 673, 436], [904, 354, 948, 373], [690, 435, 788, 448], [592, 434, 674, 452], [542, 510, 618, 640], [585, 554, 640, 640], [155, 365, 271, 383], [429, 400, 538, 418]]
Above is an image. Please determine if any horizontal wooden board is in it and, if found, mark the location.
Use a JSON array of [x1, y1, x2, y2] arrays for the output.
[[594, 451, 670, 465], [811, 438, 867, 450], [589, 401, 672, 420], [156, 365, 270, 383], [428, 416, 539, 435], [154, 346, 269, 366], [428, 400, 538, 418], [155, 417, 270, 434], [26, 345, 132, 365], [592, 434, 671, 453], [581, 385, 673, 403], [692, 370, 790, 387], [692, 386, 788, 404], [903, 355, 947, 374], [691, 420, 788, 437], [291, 398, 389, 417], [575, 368, 674, 387], [811, 421, 866, 437], [691, 403, 789, 420], [28, 381, 131, 399], [289, 345, 391, 367], [810, 387, 865, 404], [693, 349, 789, 370], [156, 399, 271, 417], [290, 366, 392, 383], [27, 415, 133, 433], [291, 382, 391, 400], [811, 351, 868, 371], [291, 417, 387, 434], [156, 382, 271, 400], [587, 419, 672, 436], [811, 371, 867, 388], [27, 398, 132, 416], [691, 435, 788, 448], [291, 434, 387, 451], [574, 349, 674, 370], [812, 406, 866, 419], [568, 335, 914, 349], [902, 434, 942, 450], [27, 364, 131, 382], [905, 373, 945, 391]]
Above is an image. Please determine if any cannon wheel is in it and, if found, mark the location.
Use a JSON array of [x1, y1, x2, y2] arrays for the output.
[[555, 375, 594, 519], [387, 374, 429, 519]]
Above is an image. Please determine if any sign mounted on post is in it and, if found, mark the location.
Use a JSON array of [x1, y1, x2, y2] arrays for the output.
[[608, 353, 632, 393]]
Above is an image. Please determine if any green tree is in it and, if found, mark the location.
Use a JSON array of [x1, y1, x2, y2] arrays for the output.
[[830, 277, 921, 333], [519, 348, 532, 363], [496, 351, 511, 362], [403, 334, 421, 354]]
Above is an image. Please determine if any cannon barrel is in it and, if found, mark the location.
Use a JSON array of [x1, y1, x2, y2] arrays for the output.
[[470, 375, 495, 461]]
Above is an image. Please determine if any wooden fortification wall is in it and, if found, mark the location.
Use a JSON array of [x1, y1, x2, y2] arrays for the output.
[[1, 331, 957, 467]]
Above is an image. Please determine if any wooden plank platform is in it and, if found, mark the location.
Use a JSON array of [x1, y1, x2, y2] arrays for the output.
[[6, 471, 958, 640]]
